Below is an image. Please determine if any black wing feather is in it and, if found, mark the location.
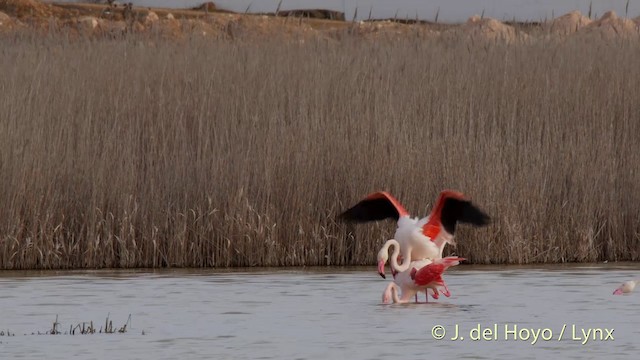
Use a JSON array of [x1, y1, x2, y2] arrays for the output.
[[440, 198, 490, 234], [339, 198, 400, 223]]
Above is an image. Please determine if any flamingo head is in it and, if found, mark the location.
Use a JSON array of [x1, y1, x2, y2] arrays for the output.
[[613, 288, 624, 295], [377, 259, 386, 279], [613, 280, 638, 295], [376, 247, 389, 279]]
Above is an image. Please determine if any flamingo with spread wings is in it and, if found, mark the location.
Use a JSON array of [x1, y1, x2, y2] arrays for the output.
[[340, 190, 490, 278]]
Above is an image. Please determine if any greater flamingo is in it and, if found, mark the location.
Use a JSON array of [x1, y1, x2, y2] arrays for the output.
[[613, 280, 638, 295], [382, 259, 431, 304], [382, 257, 465, 304], [378, 239, 432, 301], [340, 190, 489, 278]]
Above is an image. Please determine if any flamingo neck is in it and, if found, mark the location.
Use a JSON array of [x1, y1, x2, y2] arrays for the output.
[[390, 283, 401, 303], [388, 240, 411, 273], [433, 232, 453, 257], [378, 239, 400, 261]]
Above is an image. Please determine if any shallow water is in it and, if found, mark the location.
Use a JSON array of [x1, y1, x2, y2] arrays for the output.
[[0, 263, 639, 359]]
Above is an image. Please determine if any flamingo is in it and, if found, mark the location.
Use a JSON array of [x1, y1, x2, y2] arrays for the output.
[[378, 239, 432, 301], [613, 280, 638, 295], [382, 257, 465, 304], [340, 190, 490, 278]]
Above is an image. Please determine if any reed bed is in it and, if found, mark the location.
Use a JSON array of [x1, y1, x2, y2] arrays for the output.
[[0, 31, 639, 269]]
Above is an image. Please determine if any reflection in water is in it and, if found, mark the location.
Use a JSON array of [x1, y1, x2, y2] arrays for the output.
[[0, 264, 638, 359]]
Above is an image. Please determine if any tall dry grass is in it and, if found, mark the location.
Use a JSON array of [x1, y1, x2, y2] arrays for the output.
[[1, 31, 639, 269]]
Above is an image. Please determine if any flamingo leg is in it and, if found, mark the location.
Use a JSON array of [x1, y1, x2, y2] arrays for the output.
[[431, 288, 440, 300], [440, 282, 451, 297]]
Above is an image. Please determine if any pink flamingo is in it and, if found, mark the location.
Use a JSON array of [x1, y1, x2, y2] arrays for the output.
[[382, 257, 465, 304], [378, 239, 430, 301], [613, 280, 638, 295], [340, 190, 489, 278]]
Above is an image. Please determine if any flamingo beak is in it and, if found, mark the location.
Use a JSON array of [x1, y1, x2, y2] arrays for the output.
[[613, 288, 623, 295], [377, 259, 386, 279]]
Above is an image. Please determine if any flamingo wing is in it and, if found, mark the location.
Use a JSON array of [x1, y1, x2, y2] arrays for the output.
[[422, 190, 490, 238], [411, 263, 445, 286], [411, 257, 465, 286], [441, 197, 490, 233], [339, 191, 409, 222]]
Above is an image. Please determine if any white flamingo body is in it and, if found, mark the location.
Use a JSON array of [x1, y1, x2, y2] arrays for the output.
[[390, 217, 439, 271]]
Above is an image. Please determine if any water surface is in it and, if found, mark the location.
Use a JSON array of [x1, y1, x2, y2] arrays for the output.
[[0, 263, 638, 359]]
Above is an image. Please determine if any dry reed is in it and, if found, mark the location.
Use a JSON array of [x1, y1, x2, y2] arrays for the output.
[[39, 314, 130, 335], [0, 31, 639, 269]]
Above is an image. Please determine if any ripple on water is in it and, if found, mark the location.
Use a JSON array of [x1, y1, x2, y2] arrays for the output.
[[220, 311, 252, 315]]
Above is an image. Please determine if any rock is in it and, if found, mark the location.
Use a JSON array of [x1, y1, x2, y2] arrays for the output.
[[580, 11, 639, 39], [545, 10, 592, 35], [459, 15, 520, 43], [166, 13, 175, 20], [144, 11, 159, 25], [77, 16, 98, 32]]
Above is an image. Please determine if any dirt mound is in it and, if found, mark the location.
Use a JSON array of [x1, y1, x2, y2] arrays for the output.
[[545, 10, 592, 35], [0, 0, 62, 19], [581, 11, 639, 39]]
